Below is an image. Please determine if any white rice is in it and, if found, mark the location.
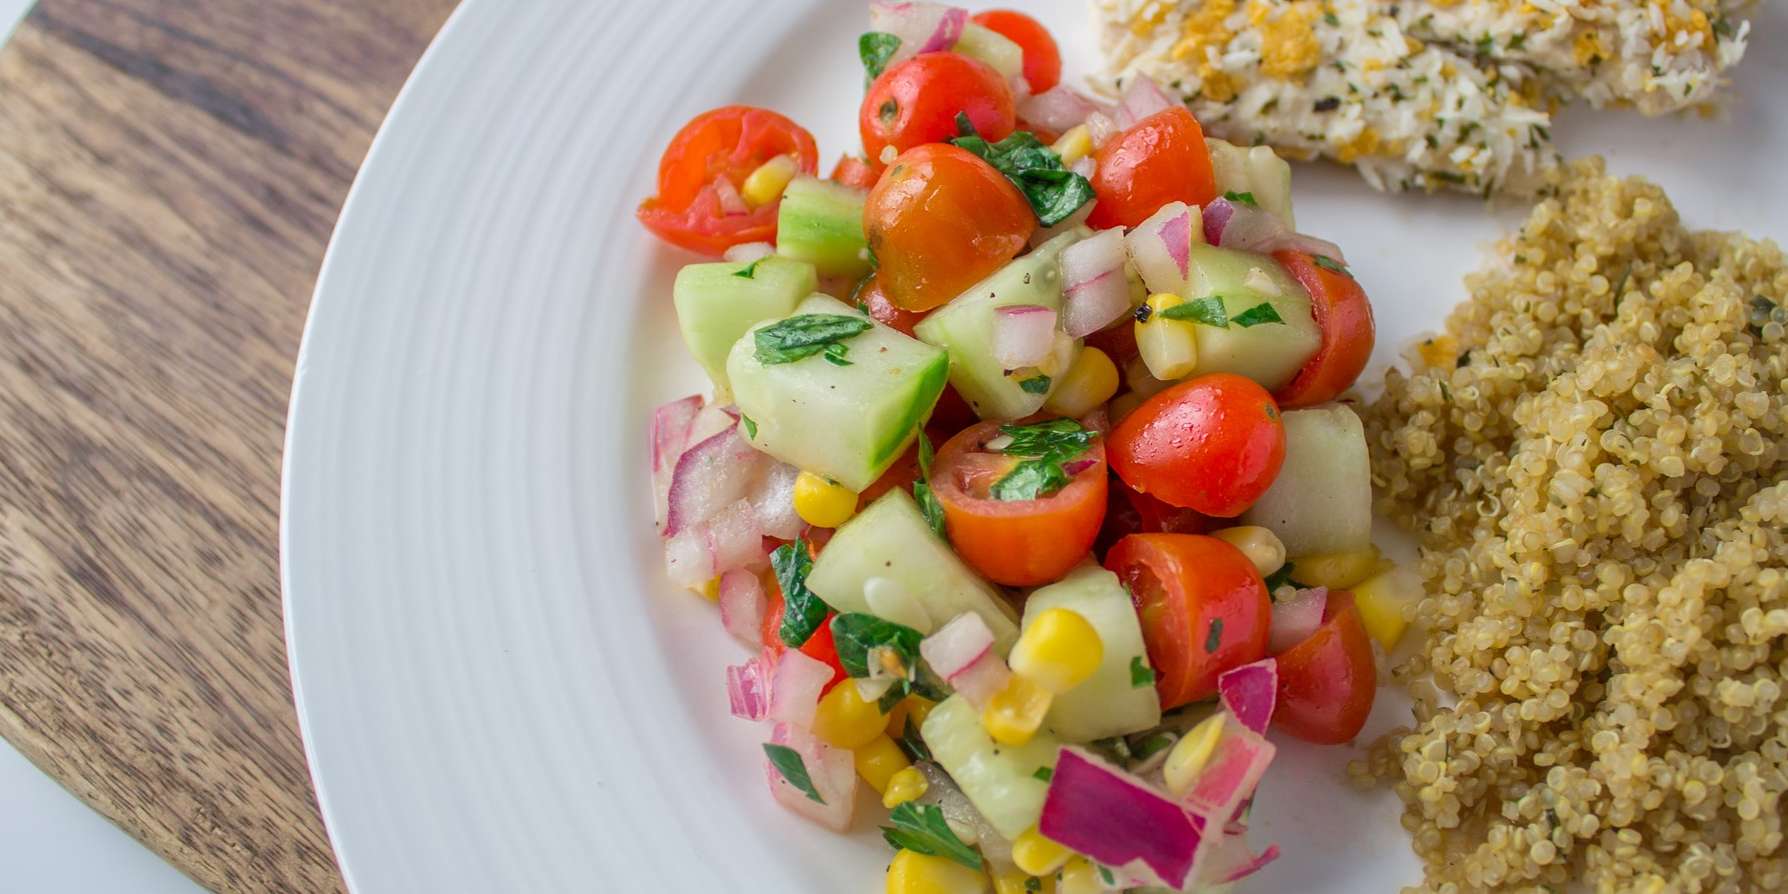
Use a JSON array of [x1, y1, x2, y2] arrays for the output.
[[1092, 0, 1752, 195]]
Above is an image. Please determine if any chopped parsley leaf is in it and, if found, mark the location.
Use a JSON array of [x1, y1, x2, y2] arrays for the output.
[[1231, 302, 1285, 327], [823, 342, 853, 366], [998, 418, 1096, 459], [1263, 562, 1307, 593], [951, 116, 1095, 226], [733, 258, 765, 279], [1323, 11, 1340, 25], [1097, 865, 1117, 885], [1223, 190, 1258, 207], [764, 743, 826, 803], [882, 803, 983, 871], [741, 415, 758, 439], [773, 538, 830, 647], [1032, 767, 1053, 782], [1160, 296, 1229, 327], [1132, 731, 1176, 759], [990, 459, 1069, 502], [755, 314, 873, 365], [830, 613, 924, 680], [1313, 254, 1354, 278], [1130, 655, 1155, 688], [897, 716, 932, 763], [914, 479, 948, 539], [1018, 374, 1052, 394], [858, 31, 901, 82]]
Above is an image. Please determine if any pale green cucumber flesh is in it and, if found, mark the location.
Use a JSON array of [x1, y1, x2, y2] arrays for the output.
[[672, 257, 816, 396]]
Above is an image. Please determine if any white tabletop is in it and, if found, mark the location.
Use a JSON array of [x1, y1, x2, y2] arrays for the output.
[[0, 2, 207, 891]]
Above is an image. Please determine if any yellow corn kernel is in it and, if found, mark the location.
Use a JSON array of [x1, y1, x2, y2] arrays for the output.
[[794, 471, 859, 528], [887, 849, 992, 894], [1163, 712, 1227, 796], [1292, 546, 1387, 590], [1052, 125, 1093, 167], [1043, 347, 1121, 419], [699, 577, 721, 602], [1352, 565, 1422, 650], [1055, 858, 1102, 894], [855, 734, 913, 794], [1134, 293, 1199, 381], [1210, 526, 1287, 577], [1414, 333, 1459, 369], [982, 674, 1053, 746], [815, 678, 890, 749], [882, 765, 931, 809], [1012, 826, 1074, 876], [1010, 608, 1104, 694], [740, 153, 799, 207], [886, 695, 937, 736]]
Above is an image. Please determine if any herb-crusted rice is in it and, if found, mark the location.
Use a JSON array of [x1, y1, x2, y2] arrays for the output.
[[1357, 157, 1788, 892]]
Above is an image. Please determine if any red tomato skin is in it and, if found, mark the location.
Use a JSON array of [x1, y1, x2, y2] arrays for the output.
[[931, 420, 1108, 587], [637, 105, 819, 255], [831, 154, 881, 191], [760, 580, 846, 693], [860, 53, 1016, 163], [1108, 373, 1286, 517], [1086, 108, 1218, 230], [970, 9, 1063, 93], [1273, 591, 1378, 744], [857, 275, 927, 337], [1104, 533, 1271, 708], [865, 143, 1034, 312], [1271, 251, 1377, 408]]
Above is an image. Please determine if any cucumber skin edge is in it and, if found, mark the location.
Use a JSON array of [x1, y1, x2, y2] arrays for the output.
[[871, 348, 950, 468]]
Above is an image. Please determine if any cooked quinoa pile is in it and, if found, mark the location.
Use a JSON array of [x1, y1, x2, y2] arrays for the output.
[[1095, 0, 1752, 195], [1356, 158, 1788, 892]]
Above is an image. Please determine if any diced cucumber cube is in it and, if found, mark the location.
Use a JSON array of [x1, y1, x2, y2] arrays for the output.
[[672, 257, 817, 398], [1024, 565, 1161, 742], [1186, 244, 1321, 392], [1242, 404, 1373, 556], [953, 23, 1024, 81], [922, 694, 1062, 840], [727, 295, 947, 491], [776, 177, 871, 279]]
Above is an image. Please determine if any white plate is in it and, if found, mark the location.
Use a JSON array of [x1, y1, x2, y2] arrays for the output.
[[282, 2, 1788, 891]]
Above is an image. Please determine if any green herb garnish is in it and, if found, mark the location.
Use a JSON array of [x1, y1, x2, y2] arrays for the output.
[[1161, 296, 1229, 327], [859, 31, 901, 82], [951, 115, 1095, 226], [1130, 655, 1155, 688], [914, 480, 948, 539], [830, 612, 925, 680], [883, 803, 984, 871], [1132, 731, 1176, 759], [741, 415, 758, 439], [897, 716, 932, 763], [1018, 374, 1052, 394], [1313, 254, 1353, 278], [1263, 562, 1307, 593], [1024, 878, 1042, 893], [733, 258, 765, 279], [773, 538, 829, 647], [1097, 865, 1117, 885], [1205, 617, 1225, 653], [755, 314, 873, 365], [917, 430, 935, 477], [1032, 767, 1053, 783], [1323, 11, 1340, 25], [997, 418, 1096, 458], [1231, 302, 1285, 327], [764, 743, 826, 803], [989, 460, 1071, 502], [1224, 190, 1258, 207], [823, 342, 853, 366]]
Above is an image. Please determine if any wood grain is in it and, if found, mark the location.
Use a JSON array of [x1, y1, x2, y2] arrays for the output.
[[0, 1, 456, 889]]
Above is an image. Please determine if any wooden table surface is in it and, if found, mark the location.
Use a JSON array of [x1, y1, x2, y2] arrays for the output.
[[0, 1, 456, 890]]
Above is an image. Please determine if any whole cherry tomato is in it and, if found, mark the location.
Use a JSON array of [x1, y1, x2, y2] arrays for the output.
[[861, 52, 1016, 164], [1274, 590, 1377, 744], [1108, 373, 1285, 517], [865, 144, 1034, 311], [761, 574, 846, 693], [856, 274, 927, 336], [1086, 107, 1217, 230], [970, 9, 1063, 94], [830, 154, 882, 190], [637, 106, 819, 255], [1105, 533, 1271, 708], [931, 420, 1108, 587], [1270, 251, 1376, 408]]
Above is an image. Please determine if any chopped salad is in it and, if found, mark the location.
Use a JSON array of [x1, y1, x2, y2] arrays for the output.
[[641, 5, 1419, 891]]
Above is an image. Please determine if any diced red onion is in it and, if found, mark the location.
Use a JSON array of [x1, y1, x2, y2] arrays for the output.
[[1115, 74, 1175, 129], [1217, 659, 1278, 735], [1181, 720, 1276, 828], [664, 427, 762, 537], [1085, 111, 1119, 148], [1204, 199, 1348, 263], [663, 526, 712, 589], [713, 176, 748, 216], [706, 499, 765, 574], [1018, 85, 1097, 133], [1069, 155, 1096, 181], [767, 648, 832, 728], [1029, 199, 1095, 249], [991, 305, 1058, 369], [920, 612, 995, 679], [1080, 407, 1110, 435], [868, 2, 967, 67], [749, 461, 803, 540], [651, 395, 703, 527], [726, 651, 773, 721], [1199, 834, 1281, 886], [1269, 586, 1328, 654], [948, 655, 1012, 709], [1061, 228, 1125, 289], [1062, 269, 1132, 338], [1039, 747, 1206, 888], [719, 569, 767, 648], [723, 241, 775, 263], [1125, 201, 1199, 295], [765, 722, 856, 832]]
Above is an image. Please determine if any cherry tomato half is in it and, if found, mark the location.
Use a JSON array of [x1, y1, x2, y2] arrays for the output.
[[637, 106, 819, 255], [762, 575, 846, 693], [931, 420, 1108, 587], [1105, 534, 1271, 709], [1087, 107, 1217, 230], [856, 274, 927, 337], [831, 154, 882, 191], [1108, 373, 1286, 518], [861, 52, 1016, 164], [970, 9, 1063, 94], [1271, 251, 1377, 409], [1274, 590, 1377, 744], [866, 144, 1034, 311]]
